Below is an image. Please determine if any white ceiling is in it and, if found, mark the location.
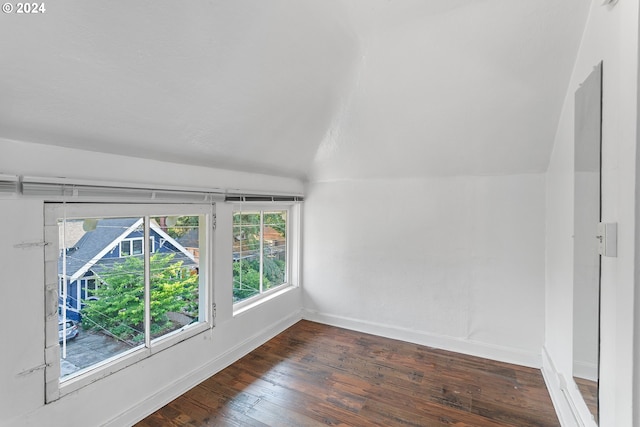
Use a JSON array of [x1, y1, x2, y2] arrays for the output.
[[0, 0, 589, 181]]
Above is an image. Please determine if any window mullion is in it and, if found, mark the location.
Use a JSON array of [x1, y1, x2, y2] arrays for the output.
[[259, 211, 264, 294], [61, 217, 68, 359], [144, 216, 151, 348]]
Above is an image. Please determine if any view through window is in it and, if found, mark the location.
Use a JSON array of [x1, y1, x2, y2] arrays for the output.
[[57, 213, 205, 380], [232, 210, 288, 304]]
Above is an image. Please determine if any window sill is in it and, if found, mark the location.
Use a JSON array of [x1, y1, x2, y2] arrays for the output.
[[233, 284, 297, 317], [56, 321, 210, 400]]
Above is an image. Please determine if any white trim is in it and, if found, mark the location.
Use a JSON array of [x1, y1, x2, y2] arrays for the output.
[[69, 216, 197, 281], [225, 188, 304, 198], [23, 175, 223, 194], [120, 236, 144, 257], [149, 222, 196, 263], [231, 207, 294, 308], [232, 205, 296, 309], [302, 309, 542, 369], [233, 284, 297, 317], [80, 276, 98, 299], [541, 346, 597, 427], [104, 311, 302, 427], [19, 175, 303, 202], [0, 174, 19, 197], [70, 219, 143, 281], [58, 321, 210, 395], [46, 203, 214, 403]]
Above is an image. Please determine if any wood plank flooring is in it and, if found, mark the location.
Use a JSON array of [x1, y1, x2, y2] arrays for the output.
[[574, 377, 598, 422], [135, 320, 559, 427]]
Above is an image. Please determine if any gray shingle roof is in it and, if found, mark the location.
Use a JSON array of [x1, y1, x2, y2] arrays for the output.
[[59, 218, 139, 278], [58, 218, 198, 280]]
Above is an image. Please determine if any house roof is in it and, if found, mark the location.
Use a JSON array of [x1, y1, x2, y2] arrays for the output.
[[59, 218, 196, 281], [60, 218, 138, 279], [176, 229, 199, 249], [263, 226, 284, 242]]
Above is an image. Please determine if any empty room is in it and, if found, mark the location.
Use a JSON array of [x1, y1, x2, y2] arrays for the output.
[[0, 1, 639, 426]]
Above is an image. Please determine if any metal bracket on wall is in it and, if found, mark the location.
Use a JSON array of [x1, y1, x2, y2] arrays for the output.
[[597, 222, 617, 257]]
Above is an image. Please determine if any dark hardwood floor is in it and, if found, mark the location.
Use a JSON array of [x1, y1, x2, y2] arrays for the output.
[[135, 320, 559, 427], [574, 377, 598, 422]]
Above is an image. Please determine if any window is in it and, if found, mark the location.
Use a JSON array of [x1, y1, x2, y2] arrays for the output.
[[80, 276, 98, 299], [233, 207, 297, 307], [44, 203, 211, 401], [120, 236, 154, 257]]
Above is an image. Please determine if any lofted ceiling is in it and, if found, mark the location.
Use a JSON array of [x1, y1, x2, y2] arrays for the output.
[[0, 0, 589, 181]]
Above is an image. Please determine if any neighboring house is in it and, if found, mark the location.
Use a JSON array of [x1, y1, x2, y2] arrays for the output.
[[58, 218, 197, 321], [232, 226, 286, 262]]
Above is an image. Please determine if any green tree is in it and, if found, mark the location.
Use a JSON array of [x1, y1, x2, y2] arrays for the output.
[[263, 257, 286, 289], [154, 215, 199, 239], [232, 211, 287, 302], [264, 212, 286, 236], [233, 260, 261, 302], [232, 257, 286, 301], [81, 253, 198, 342]]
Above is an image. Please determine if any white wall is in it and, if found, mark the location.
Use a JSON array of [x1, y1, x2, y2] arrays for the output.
[[543, 1, 639, 426], [303, 174, 545, 367], [0, 139, 304, 427]]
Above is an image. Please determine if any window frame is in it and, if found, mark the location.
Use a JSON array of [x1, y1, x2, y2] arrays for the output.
[[232, 203, 300, 313], [120, 236, 155, 257], [44, 202, 213, 402], [79, 275, 98, 299]]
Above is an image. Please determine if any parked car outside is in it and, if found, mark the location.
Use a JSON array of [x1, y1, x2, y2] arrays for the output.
[[58, 319, 79, 343]]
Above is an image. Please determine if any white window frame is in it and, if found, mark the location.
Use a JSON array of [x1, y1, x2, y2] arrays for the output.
[[44, 203, 213, 402], [232, 203, 300, 314], [80, 276, 98, 299]]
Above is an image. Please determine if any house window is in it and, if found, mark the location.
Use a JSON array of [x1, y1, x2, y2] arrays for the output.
[[120, 236, 154, 257], [233, 207, 296, 308], [80, 276, 98, 299], [44, 203, 211, 401]]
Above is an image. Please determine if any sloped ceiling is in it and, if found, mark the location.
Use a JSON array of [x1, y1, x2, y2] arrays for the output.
[[0, 0, 589, 181]]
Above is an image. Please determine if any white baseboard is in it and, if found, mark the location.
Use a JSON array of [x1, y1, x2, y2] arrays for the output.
[[541, 346, 597, 427], [106, 311, 302, 427], [572, 360, 598, 382], [302, 309, 541, 369]]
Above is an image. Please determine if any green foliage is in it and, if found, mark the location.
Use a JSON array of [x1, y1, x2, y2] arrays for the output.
[[153, 216, 199, 239], [233, 213, 260, 254], [232, 210, 287, 303], [232, 257, 286, 302], [264, 212, 286, 237], [81, 253, 198, 342], [233, 260, 261, 302], [263, 258, 286, 289], [232, 211, 286, 242]]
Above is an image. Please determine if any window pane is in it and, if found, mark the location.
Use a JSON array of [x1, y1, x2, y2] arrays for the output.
[[132, 239, 143, 255], [232, 210, 288, 304], [233, 212, 261, 303], [263, 211, 287, 290], [88, 279, 96, 291], [149, 215, 201, 340], [59, 217, 144, 380], [121, 240, 131, 256]]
